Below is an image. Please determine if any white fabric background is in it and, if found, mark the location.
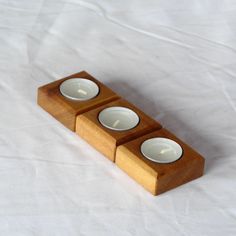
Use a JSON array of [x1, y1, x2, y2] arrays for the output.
[[0, 0, 236, 235]]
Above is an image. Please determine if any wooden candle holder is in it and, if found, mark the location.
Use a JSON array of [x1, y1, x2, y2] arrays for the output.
[[76, 99, 162, 161], [37, 71, 205, 195], [116, 128, 205, 195], [37, 71, 120, 131]]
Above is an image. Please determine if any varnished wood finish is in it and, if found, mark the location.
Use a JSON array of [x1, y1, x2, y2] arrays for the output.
[[38, 72, 205, 195], [116, 128, 205, 195], [37, 71, 120, 131], [76, 99, 162, 162]]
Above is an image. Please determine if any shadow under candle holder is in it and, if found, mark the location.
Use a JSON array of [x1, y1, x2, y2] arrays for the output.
[[107, 80, 221, 174]]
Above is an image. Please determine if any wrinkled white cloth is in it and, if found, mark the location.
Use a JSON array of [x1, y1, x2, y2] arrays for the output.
[[0, 0, 236, 235]]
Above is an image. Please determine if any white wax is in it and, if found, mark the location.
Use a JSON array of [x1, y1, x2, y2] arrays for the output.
[[141, 138, 183, 163], [98, 106, 140, 131], [59, 78, 99, 101]]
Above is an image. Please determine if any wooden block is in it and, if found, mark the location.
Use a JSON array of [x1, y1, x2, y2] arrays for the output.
[[76, 99, 162, 162], [37, 71, 120, 131], [116, 128, 205, 195]]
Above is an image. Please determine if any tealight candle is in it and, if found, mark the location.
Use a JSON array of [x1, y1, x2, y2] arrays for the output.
[[141, 138, 183, 163], [60, 78, 99, 101], [98, 106, 140, 131]]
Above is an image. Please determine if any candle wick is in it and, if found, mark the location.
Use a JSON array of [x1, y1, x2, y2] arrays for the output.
[[112, 120, 120, 127], [77, 89, 87, 95], [160, 148, 172, 154]]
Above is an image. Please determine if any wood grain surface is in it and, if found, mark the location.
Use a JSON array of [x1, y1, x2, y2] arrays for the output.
[[116, 128, 205, 195], [37, 71, 120, 131], [76, 98, 162, 161]]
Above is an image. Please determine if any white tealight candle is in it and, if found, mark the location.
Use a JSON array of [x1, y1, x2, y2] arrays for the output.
[[98, 106, 140, 131], [59, 78, 99, 101], [141, 138, 183, 163]]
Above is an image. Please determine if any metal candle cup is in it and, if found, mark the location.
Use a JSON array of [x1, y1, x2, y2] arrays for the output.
[[60, 78, 99, 101], [98, 106, 140, 131], [141, 138, 183, 163]]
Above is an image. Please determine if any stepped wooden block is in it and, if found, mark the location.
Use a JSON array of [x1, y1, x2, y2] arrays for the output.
[[76, 99, 162, 162], [37, 71, 120, 131], [116, 128, 205, 195], [38, 71, 205, 196]]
